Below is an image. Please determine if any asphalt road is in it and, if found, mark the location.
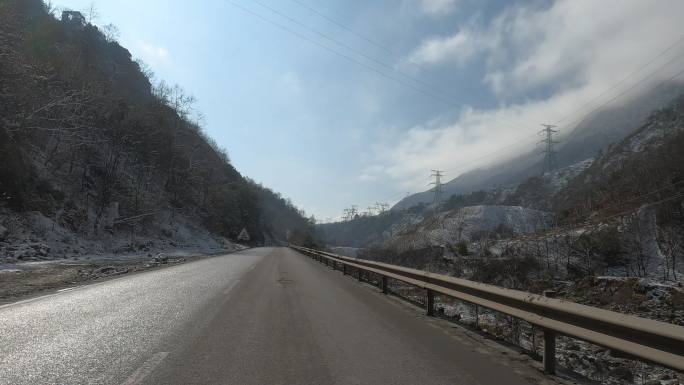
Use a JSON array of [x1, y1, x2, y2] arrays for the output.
[[0, 247, 549, 385]]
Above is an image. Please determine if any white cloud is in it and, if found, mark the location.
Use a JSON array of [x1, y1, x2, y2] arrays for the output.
[[410, 0, 684, 96], [134, 41, 171, 68], [373, 0, 684, 192], [419, 0, 459, 16], [408, 29, 478, 66]]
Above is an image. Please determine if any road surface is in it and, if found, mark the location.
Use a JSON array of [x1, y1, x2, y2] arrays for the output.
[[0, 247, 552, 385]]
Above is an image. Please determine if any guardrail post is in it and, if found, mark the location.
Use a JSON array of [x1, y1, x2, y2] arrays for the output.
[[542, 289, 556, 374], [382, 276, 388, 294], [426, 289, 435, 316], [357, 268, 363, 282], [342, 264, 347, 275], [543, 329, 556, 374]]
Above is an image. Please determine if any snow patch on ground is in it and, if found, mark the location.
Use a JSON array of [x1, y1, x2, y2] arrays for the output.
[[0, 209, 242, 266], [544, 158, 594, 192]]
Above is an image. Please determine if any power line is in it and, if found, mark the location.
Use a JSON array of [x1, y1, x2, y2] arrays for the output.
[[555, 34, 684, 125], [288, 0, 440, 78], [284, 2, 549, 129], [228, 0, 532, 133], [507, 184, 684, 244], [442, 59, 684, 178], [437, 39, 684, 177], [229, 0, 684, 212], [223, 0, 462, 105], [436, 36, 684, 167], [444, 133, 540, 174], [583, 179, 684, 218], [559, 52, 684, 143], [412, 64, 684, 203], [252, 0, 459, 100]]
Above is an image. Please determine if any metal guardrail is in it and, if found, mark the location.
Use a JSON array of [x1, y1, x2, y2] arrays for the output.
[[290, 245, 684, 375]]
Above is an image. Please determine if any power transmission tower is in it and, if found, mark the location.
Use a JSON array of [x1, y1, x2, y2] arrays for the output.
[[348, 205, 359, 220], [375, 202, 390, 214], [429, 170, 445, 206], [539, 124, 559, 173]]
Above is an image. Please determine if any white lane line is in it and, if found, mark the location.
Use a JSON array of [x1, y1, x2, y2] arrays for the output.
[[121, 352, 169, 385], [57, 286, 83, 292]]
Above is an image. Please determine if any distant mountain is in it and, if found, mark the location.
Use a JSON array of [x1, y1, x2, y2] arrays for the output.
[[392, 83, 684, 211], [324, 93, 684, 253]]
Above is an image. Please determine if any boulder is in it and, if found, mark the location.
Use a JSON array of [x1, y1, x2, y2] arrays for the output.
[[94, 266, 117, 275], [31, 243, 50, 257], [154, 253, 168, 264], [14, 246, 38, 261], [13, 243, 50, 260]]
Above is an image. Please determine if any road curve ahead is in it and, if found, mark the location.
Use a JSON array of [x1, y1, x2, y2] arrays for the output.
[[1, 247, 551, 385]]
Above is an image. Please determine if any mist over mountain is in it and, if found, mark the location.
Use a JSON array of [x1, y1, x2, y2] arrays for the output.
[[392, 83, 684, 211], [322, 92, 684, 260]]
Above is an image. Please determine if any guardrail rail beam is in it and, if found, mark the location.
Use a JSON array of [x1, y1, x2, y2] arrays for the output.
[[290, 245, 684, 374]]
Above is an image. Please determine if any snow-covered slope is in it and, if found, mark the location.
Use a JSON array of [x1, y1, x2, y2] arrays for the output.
[[386, 205, 552, 251]]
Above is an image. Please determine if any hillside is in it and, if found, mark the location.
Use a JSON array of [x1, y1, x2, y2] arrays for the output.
[[384, 205, 552, 253], [554, 96, 684, 222], [0, 0, 317, 263]]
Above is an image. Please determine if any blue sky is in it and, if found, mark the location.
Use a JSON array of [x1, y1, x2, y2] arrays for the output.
[[54, 0, 684, 221]]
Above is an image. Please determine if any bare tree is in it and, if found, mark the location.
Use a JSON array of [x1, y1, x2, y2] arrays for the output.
[[658, 225, 681, 281], [152, 79, 172, 104], [102, 23, 119, 43], [43, 1, 57, 16], [170, 84, 196, 120], [624, 215, 650, 277], [134, 59, 155, 81], [84, 2, 98, 24]]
